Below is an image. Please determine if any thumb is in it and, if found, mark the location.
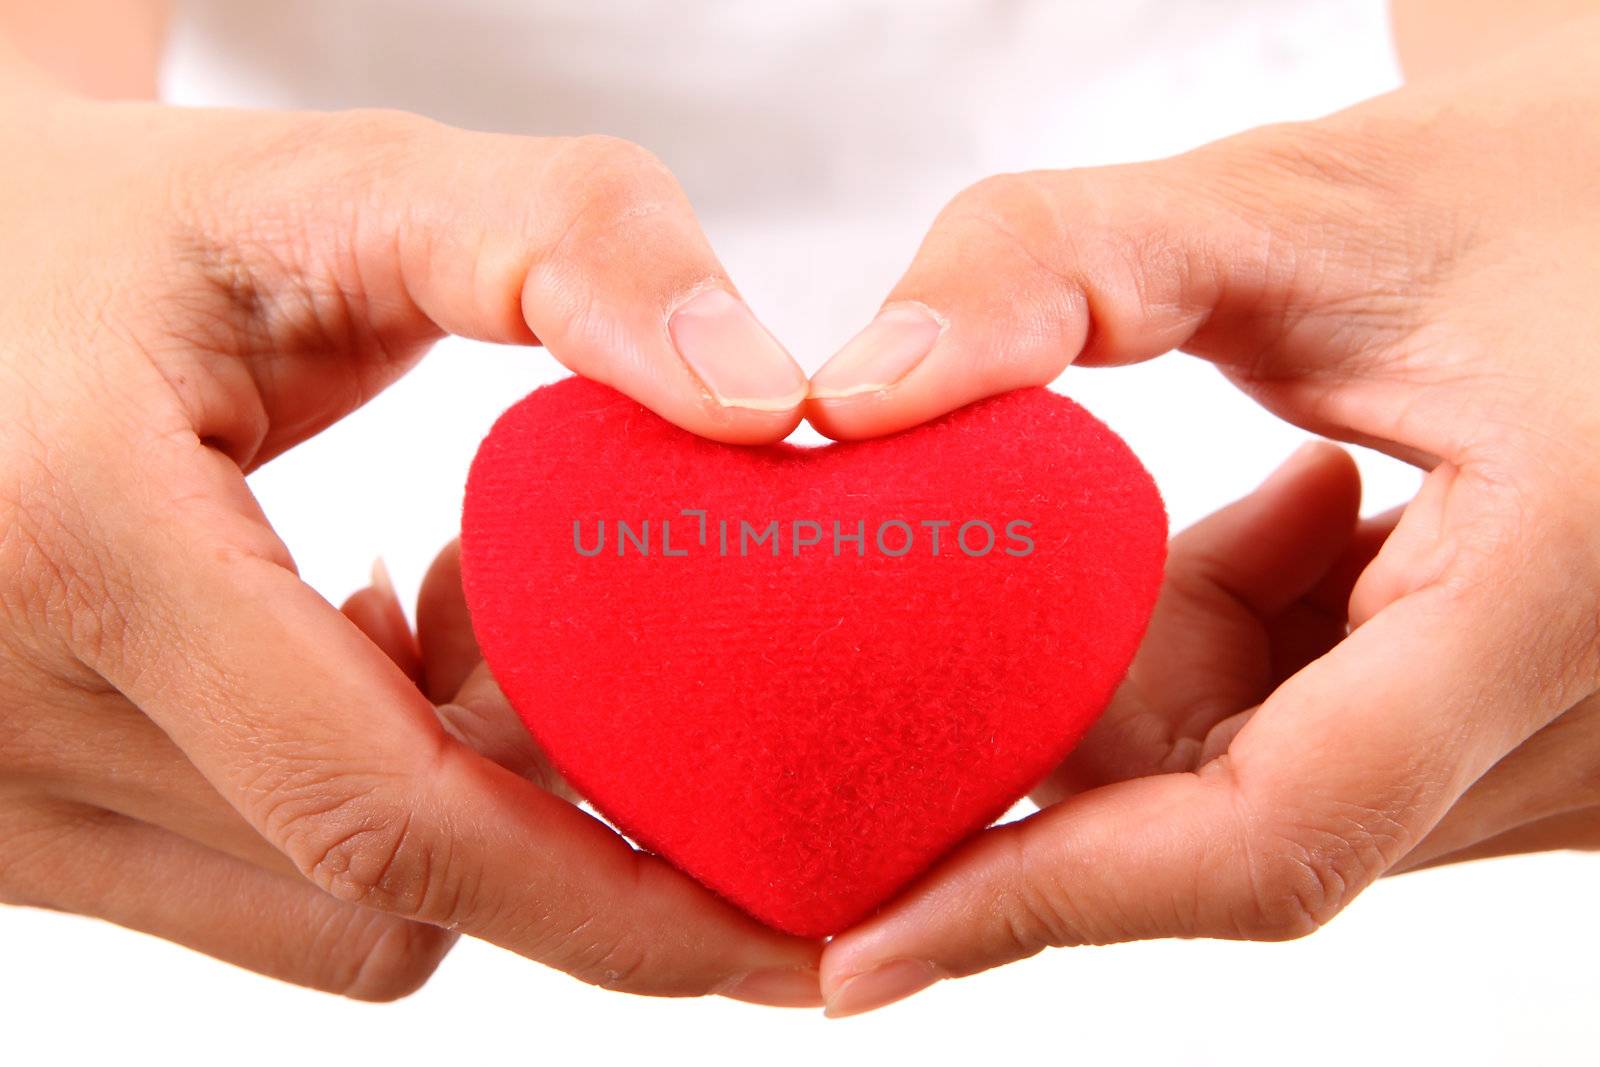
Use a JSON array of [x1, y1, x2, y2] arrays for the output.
[[804, 111, 1434, 447], [169, 111, 806, 458]]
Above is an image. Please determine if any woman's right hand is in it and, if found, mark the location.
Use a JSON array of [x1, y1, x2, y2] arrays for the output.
[[0, 54, 819, 1003]]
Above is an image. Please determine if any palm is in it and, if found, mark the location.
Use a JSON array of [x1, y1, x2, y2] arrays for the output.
[[1031, 446, 1600, 871], [1034, 444, 1382, 806]]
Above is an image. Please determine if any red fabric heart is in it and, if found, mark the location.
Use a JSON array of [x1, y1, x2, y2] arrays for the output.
[[461, 378, 1165, 937]]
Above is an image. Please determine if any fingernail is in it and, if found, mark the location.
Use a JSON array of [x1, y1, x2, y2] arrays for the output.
[[823, 958, 942, 1019], [718, 967, 824, 1009], [808, 304, 944, 401], [371, 558, 398, 607], [668, 289, 808, 413]]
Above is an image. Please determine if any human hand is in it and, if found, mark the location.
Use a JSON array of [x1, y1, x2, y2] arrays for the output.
[[1039, 444, 1600, 868], [340, 546, 582, 807], [814, 19, 1600, 1015], [0, 60, 819, 1003]]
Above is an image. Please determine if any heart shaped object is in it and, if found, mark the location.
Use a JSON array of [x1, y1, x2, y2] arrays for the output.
[[461, 378, 1165, 937]]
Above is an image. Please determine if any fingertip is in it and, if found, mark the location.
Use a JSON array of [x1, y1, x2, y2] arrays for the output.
[[817, 837, 995, 1012], [341, 573, 422, 684], [416, 539, 483, 704], [717, 966, 827, 1009], [821, 958, 944, 1018], [804, 302, 1075, 440], [416, 539, 463, 626], [808, 303, 944, 400], [604, 377, 804, 443], [653, 288, 807, 444], [339, 585, 372, 619], [802, 375, 987, 442], [820, 883, 961, 1018], [1268, 440, 1364, 540], [1306, 514, 1396, 625], [803, 305, 965, 440], [684, 396, 806, 445], [803, 393, 906, 441], [370, 557, 398, 604], [1248, 441, 1362, 535], [1169, 440, 1365, 619], [572, 352, 806, 446], [1277, 439, 1360, 496]]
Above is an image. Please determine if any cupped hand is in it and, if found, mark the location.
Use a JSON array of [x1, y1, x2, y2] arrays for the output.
[[816, 20, 1600, 1015], [0, 60, 819, 1003]]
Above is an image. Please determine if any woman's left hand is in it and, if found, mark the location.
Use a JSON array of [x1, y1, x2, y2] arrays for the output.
[[1040, 443, 1600, 874], [821, 439, 1600, 1017], [811, 17, 1600, 1015]]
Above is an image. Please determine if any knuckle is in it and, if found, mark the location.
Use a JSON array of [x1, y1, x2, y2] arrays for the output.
[[0, 807, 46, 907], [988, 830, 1091, 958], [919, 170, 1106, 361], [269, 785, 463, 924], [525, 133, 708, 326], [180, 107, 437, 246], [1190, 117, 1462, 303], [1233, 843, 1343, 941], [327, 913, 455, 1002], [933, 167, 1178, 314], [0, 462, 64, 639], [0, 461, 135, 673], [525, 860, 684, 996], [1234, 806, 1407, 941], [530, 910, 654, 992], [0, 674, 118, 788], [1529, 520, 1600, 695], [316, 107, 444, 165], [1208, 116, 1413, 208], [952, 170, 1041, 211], [565, 133, 676, 190], [532, 903, 658, 993], [1583, 761, 1600, 811], [939, 170, 1064, 250], [166, 109, 437, 359], [546, 134, 688, 244], [1228, 121, 1383, 193], [1415, 467, 1600, 703], [568, 934, 657, 995], [0, 802, 96, 908], [299, 810, 430, 913]]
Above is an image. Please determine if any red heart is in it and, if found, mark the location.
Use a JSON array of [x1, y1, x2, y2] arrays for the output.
[[461, 378, 1165, 937]]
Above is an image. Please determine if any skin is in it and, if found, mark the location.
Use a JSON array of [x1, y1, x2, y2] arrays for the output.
[[6, 0, 1600, 1015], [0, 0, 169, 98], [0, 21, 820, 1004], [1389, 0, 1600, 81], [811, 6, 1600, 1017]]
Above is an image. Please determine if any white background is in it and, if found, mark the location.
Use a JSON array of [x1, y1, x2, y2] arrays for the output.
[[5, 2, 1597, 1063]]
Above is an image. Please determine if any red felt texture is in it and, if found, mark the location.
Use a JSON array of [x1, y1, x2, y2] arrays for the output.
[[460, 377, 1166, 938]]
